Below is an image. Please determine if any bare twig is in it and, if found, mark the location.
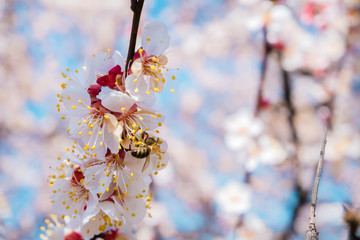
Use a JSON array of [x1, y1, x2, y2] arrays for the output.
[[124, 0, 145, 78], [278, 49, 307, 240], [278, 51, 298, 143], [255, 25, 272, 116], [305, 128, 328, 240]]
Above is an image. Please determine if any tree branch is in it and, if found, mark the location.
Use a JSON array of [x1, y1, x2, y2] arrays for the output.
[[305, 128, 328, 240], [343, 204, 360, 240], [255, 25, 272, 116], [124, 0, 145, 78], [278, 51, 298, 143], [278, 48, 306, 240]]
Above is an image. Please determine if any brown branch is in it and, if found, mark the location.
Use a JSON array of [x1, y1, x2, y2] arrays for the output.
[[278, 51, 298, 143], [343, 204, 360, 240], [124, 0, 145, 78], [255, 26, 272, 116], [278, 49, 306, 240], [305, 128, 328, 240]]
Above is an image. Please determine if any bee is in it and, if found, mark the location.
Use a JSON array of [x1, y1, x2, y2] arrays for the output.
[[131, 133, 161, 172]]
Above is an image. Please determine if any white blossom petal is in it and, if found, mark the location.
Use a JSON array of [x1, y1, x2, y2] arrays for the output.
[[113, 50, 126, 69], [62, 86, 91, 115], [141, 22, 170, 56], [98, 87, 136, 112], [100, 201, 123, 221], [125, 74, 156, 107], [103, 123, 120, 153]]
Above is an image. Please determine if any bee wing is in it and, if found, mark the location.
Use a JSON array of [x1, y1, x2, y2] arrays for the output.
[[142, 156, 151, 172]]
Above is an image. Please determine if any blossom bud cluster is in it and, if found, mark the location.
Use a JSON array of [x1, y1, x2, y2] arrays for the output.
[[44, 22, 174, 240]]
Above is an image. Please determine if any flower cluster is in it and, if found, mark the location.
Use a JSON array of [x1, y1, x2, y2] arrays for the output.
[[48, 22, 173, 239]]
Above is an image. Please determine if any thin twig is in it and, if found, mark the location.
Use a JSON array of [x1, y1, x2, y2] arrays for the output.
[[124, 0, 145, 78], [255, 25, 272, 116], [278, 51, 298, 143], [305, 128, 328, 240], [278, 48, 307, 240]]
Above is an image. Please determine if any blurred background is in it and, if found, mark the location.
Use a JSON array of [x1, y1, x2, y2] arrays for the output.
[[1, 0, 360, 239]]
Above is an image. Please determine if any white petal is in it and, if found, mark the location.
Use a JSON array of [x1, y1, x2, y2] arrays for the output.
[[99, 201, 123, 221], [113, 50, 126, 70], [151, 73, 165, 93], [125, 74, 156, 107], [98, 87, 136, 112], [92, 52, 116, 75], [51, 194, 72, 216], [116, 170, 132, 195], [81, 212, 103, 239], [124, 153, 146, 174], [84, 56, 96, 88], [62, 86, 91, 115], [126, 175, 151, 196], [83, 164, 112, 196], [76, 124, 109, 156], [149, 152, 169, 173], [133, 110, 164, 130], [141, 22, 170, 56], [82, 193, 100, 223], [121, 196, 147, 224], [99, 181, 116, 201], [224, 134, 247, 151], [159, 138, 168, 151], [113, 123, 124, 141], [103, 123, 120, 153], [131, 59, 143, 76]]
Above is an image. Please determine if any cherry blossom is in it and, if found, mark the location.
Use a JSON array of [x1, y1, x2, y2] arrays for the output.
[[215, 181, 252, 215], [49, 20, 174, 239], [224, 109, 264, 151], [125, 22, 172, 106]]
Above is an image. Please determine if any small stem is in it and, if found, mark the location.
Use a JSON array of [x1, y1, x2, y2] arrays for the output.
[[124, 0, 145, 78], [305, 128, 327, 240]]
